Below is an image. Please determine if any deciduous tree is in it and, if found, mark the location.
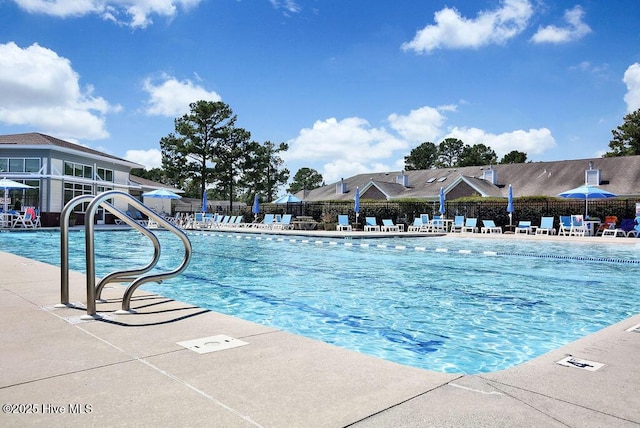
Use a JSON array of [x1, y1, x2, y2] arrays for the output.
[[458, 143, 497, 167], [404, 142, 438, 170], [499, 150, 528, 164], [160, 100, 236, 198], [436, 138, 465, 168], [289, 167, 323, 194]]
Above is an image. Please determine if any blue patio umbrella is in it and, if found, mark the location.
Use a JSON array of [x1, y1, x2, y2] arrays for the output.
[[273, 193, 302, 204], [354, 186, 360, 226], [438, 187, 445, 215], [507, 184, 514, 226], [201, 189, 208, 213], [558, 184, 617, 217], [252, 194, 260, 220], [141, 188, 182, 199]]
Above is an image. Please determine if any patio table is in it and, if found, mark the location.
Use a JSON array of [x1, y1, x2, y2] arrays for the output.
[[292, 216, 318, 230], [584, 220, 601, 236], [1, 212, 15, 228]]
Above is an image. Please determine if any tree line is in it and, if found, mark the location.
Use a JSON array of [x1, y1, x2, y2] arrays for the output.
[[134, 100, 290, 208], [134, 104, 640, 201]]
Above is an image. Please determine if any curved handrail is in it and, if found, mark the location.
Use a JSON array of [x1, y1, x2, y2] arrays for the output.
[[93, 202, 161, 300], [84, 191, 192, 316], [60, 194, 161, 309]]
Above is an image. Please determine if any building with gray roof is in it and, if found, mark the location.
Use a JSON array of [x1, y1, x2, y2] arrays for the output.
[[0, 132, 182, 226], [301, 156, 640, 202]]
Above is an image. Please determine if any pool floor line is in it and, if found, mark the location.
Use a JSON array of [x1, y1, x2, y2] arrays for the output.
[[1, 250, 640, 426]]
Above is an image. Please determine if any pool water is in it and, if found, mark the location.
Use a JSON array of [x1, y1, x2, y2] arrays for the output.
[[2, 229, 639, 374]]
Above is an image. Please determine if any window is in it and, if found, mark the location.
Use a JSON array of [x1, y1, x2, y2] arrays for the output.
[[426, 177, 436, 183], [25, 159, 40, 172], [0, 157, 41, 173], [437, 177, 447, 182], [64, 161, 94, 180], [96, 167, 114, 182], [64, 182, 93, 212], [9, 158, 24, 172]]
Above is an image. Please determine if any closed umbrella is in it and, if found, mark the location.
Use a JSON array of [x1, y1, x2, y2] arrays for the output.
[[252, 194, 260, 220], [558, 185, 617, 217], [507, 184, 514, 226], [202, 189, 208, 213], [438, 187, 445, 215], [354, 187, 360, 227]]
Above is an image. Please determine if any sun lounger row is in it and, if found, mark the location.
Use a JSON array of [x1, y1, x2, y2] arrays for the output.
[[341, 216, 405, 232]]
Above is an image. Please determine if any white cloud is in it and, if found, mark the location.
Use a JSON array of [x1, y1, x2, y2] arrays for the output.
[[402, 0, 533, 53], [142, 75, 222, 117], [269, 0, 301, 14], [445, 127, 556, 157], [388, 106, 448, 143], [623, 63, 640, 113], [0, 42, 118, 140], [284, 117, 407, 184], [569, 61, 608, 75], [125, 148, 162, 169], [11, 0, 203, 28], [531, 5, 591, 44], [284, 105, 559, 183]]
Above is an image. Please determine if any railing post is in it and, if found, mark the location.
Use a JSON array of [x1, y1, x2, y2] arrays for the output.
[[56, 194, 95, 310]]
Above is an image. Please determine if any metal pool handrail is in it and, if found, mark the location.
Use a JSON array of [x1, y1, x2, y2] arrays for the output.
[[58, 191, 192, 319]]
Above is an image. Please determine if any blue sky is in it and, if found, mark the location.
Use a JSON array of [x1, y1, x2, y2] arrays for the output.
[[1, 0, 639, 187]]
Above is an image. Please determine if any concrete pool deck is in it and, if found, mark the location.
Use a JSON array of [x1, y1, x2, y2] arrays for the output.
[[1, 229, 640, 427]]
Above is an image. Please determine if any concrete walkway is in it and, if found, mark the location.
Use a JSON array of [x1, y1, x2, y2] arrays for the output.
[[1, 242, 639, 427]]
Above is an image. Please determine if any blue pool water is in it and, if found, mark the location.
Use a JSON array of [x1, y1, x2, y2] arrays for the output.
[[2, 229, 639, 374]]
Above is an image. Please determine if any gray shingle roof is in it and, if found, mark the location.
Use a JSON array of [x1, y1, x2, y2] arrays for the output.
[[0, 132, 142, 167], [301, 156, 640, 201]]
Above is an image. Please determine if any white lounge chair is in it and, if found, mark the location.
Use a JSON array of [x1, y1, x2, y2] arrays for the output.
[[558, 216, 572, 236], [569, 215, 586, 237], [515, 221, 532, 234], [480, 220, 502, 234], [428, 215, 447, 233], [461, 218, 478, 233], [258, 213, 274, 229], [535, 217, 556, 235], [450, 216, 465, 233], [337, 215, 352, 231], [408, 216, 429, 232], [364, 217, 380, 232], [12, 211, 35, 228], [381, 219, 402, 232], [273, 214, 293, 230]]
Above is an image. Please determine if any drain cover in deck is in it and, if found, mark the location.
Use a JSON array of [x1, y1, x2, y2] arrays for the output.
[[556, 356, 605, 371], [177, 335, 248, 354]]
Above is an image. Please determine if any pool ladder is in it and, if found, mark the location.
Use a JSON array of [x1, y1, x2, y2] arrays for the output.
[[57, 190, 192, 319]]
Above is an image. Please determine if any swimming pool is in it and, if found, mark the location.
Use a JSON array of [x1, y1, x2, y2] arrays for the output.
[[2, 229, 639, 374]]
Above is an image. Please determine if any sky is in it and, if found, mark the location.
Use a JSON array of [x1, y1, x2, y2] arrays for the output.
[[1, 0, 639, 188]]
